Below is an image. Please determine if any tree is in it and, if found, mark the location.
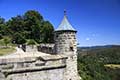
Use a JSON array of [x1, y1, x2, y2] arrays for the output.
[[0, 10, 55, 45], [0, 17, 7, 37], [41, 21, 54, 43], [24, 10, 43, 23], [24, 10, 44, 42], [6, 15, 26, 44], [0, 34, 2, 39], [27, 39, 37, 45], [0, 16, 5, 24], [7, 15, 24, 33], [12, 33, 26, 44], [3, 37, 11, 47]]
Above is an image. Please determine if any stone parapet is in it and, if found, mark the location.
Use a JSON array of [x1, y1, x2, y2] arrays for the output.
[[0, 54, 67, 80]]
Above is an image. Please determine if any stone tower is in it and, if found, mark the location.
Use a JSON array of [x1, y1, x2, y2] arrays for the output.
[[55, 11, 77, 55], [55, 11, 80, 80]]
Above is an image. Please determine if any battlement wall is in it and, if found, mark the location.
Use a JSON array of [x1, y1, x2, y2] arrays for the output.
[[21, 44, 55, 54], [0, 55, 67, 80]]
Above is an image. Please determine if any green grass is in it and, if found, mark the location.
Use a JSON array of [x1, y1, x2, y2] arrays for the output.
[[0, 39, 17, 47], [0, 39, 4, 46], [0, 47, 16, 56], [105, 64, 120, 69]]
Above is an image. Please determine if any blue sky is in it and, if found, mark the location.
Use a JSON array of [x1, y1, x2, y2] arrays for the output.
[[0, 0, 120, 46]]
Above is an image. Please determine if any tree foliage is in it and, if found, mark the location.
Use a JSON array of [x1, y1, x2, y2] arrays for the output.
[[77, 46, 120, 80], [0, 16, 7, 38], [41, 21, 54, 43], [0, 10, 54, 44], [26, 39, 37, 45], [3, 37, 11, 47], [12, 33, 26, 44]]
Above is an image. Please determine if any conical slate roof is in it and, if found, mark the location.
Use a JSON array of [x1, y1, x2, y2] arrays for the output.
[[56, 12, 76, 32]]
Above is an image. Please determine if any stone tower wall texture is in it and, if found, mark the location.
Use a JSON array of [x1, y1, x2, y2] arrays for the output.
[[55, 31, 77, 54], [55, 31, 80, 80]]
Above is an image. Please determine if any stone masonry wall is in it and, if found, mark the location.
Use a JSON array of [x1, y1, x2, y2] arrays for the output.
[[21, 45, 38, 52], [54, 31, 80, 80], [55, 31, 76, 54], [64, 54, 80, 80], [7, 68, 65, 80], [0, 55, 68, 80]]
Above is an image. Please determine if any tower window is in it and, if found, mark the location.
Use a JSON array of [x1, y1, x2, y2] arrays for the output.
[[70, 47, 74, 51], [56, 35, 58, 38], [70, 41, 74, 51]]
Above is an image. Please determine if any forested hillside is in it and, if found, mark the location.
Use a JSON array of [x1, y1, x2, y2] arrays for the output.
[[0, 10, 54, 45], [77, 45, 120, 80]]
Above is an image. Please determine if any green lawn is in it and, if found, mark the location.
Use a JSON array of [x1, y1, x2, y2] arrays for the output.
[[105, 64, 120, 69], [0, 47, 16, 56]]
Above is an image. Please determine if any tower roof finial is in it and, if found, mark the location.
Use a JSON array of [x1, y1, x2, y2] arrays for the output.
[[55, 10, 76, 32], [64, 9, 67, 16]]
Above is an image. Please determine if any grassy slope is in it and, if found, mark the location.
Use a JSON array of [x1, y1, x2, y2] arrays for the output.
[[0, 47, 16, 56], [105, 64, 120, 69]]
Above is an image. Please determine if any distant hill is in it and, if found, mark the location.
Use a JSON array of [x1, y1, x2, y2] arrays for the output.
[[78, 45, 120, 52], [78, 45, 120, 50], [77, 45, 120, 80], [78, 45, 120, 64]]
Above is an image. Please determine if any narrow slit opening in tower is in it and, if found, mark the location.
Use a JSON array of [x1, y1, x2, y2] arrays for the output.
[[70, 47, 74, 51]]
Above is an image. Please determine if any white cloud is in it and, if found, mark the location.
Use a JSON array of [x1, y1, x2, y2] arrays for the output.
[[86, 38, 90, 41]]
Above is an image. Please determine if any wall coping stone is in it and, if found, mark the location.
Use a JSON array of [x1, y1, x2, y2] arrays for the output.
[[1, 64, 66, 76]]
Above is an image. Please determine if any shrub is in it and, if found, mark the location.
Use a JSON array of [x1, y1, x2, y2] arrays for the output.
[[26, 39, 37, 45]]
